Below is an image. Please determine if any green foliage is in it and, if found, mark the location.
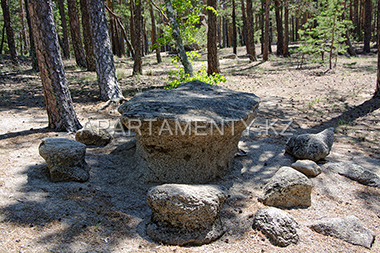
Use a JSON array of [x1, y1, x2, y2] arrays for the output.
[[298, 0, 352, 68], [166, 51, 226, 89], [157, 0, 207, 48]]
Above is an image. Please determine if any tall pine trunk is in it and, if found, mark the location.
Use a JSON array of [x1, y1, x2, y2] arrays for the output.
[[263, 0, 270, 61], [20, 0, 29, 55], [87, 0, 123, 101], [246, 0, 257, 61], [207, 0, 220, 75], [275, 0, 284, 56], [132, 0, 142, 75], [24, 0, 38, 71], [232, 0, 237, 54], [58, 0, 71, 59], [283, 0, 289, 56], [80, 0, 96, 71], [241, 0, 248, 46], [28, 0, 82, 132], [1, 0, 18, 65], [67, 0, 87, 68], [376, 0, 380, 97], [150, 3, 161, 63], [363, 0, 371, 52]]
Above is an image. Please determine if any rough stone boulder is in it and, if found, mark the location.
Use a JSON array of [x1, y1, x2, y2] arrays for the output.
[[38, 138, 90, 182], [221, 53, 238, 59], [146, 184, 228, 246], [253, 207, 299, 247], [309, 216, 375, 249], [118, 80, 260, 183], [258, 166, 312, 208], [75, 126, 112, 146], [291, 160, 322, 177], [324, 162, 380, 187], [285, 128, 334, 161]]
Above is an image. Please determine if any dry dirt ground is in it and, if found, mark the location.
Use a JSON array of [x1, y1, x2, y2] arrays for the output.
[[1, 45, 380, 252]]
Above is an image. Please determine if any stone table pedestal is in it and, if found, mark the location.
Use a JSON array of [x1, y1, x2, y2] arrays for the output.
[[118, 80, 259, 183]]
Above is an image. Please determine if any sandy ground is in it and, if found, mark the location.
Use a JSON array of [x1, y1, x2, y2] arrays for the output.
[[0, 45, 380, 252]]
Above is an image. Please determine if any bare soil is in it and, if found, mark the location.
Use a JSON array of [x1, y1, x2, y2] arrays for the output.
[[1, 45, 380, 253]]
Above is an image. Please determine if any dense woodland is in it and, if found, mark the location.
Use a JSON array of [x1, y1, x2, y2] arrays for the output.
[[0, 0, 380, 131]]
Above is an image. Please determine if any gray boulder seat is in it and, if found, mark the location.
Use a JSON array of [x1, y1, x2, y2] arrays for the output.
[[118, 80, 260, 183]]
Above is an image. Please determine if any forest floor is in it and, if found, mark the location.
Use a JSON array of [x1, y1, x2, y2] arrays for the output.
[[0, 44, 380, 253]]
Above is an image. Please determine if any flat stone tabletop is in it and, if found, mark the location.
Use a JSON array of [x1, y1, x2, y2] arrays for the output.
[[118, 80, 260, 183]]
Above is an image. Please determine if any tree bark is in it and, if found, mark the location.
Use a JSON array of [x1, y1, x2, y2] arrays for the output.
[[376, 0, 380, 97], [263, 0, 270, 61], [275, 0, 284, 56], [246, 0, 257, 61], [353, 0, 359, 40], [283, 0, 289, 56], [150, 3, 161, 63], [1, 0, 18, 65], [207, 0, 220, 75], [0, 24, 4, 54], [87, 0, 123, 101], [80, 0, 96, 71], [67, 0, 87, 68], [24, 0, 38, 71], [232, 0, 237, 54], [240, 0, 248, 46], [130, 0, 135, 49], [165, 0, 193, 76], [364, 0, 371, 53], [58, 0, 71, 59], [133, 0, 142, 75], [28, 0, 82, 132], [20, 0, 29, 55]]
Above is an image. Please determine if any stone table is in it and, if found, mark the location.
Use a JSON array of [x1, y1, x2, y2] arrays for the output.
[[118, 80, 260, 183]]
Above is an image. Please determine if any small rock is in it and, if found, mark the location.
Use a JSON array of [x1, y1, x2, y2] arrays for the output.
[[285, 128, 334, 161], [146, 184, 228, 246], [75, 126, 112, 146], [258, 167, 312, 208], [291, 160, 322, 177], [324, 162, 380, 187], [309, 216, 375, 249], [39, 138, 90, 182], [253, 207, 299, 247], [221, 53, 237, 59]]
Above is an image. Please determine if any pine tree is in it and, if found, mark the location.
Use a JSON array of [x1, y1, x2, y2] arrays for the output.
[[298, 0, 352, 69]]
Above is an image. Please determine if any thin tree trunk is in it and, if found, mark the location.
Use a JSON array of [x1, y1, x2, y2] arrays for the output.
[[246, 0, 257, 61], [133, 0, 142, 75], [232, 0, 237, 54], [207, 0, 220, 75], [67, 0, 87, 68], [376, 0, 380, 97], [28, 0, 82, 132], [20, 0, 29, 55], [275, 0, 284, 56], [80, 0, 96, 71], [263, 0, 270, 60], [165, 0, 193, 76], [284, 0, 289, 56], [24, 0, 38, 71], [353, 0, 359, 39], [1, 0, 18, 65], [261, 0, 265, 54], [58, 0, 71, 59], [150, 3, 161, 63], [87, 0, 123, 101], [0, 24, 4, 54], [364, 0, 371, 52], [241, 0, 248, 46], [222, 17, 227, 48], [130, 0, 135, 49]]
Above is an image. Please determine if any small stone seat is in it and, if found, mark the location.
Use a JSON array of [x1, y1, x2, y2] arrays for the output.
[[146, 184, 228, 246], [39, 138, 90, 182], [118, 80, 260, 183]]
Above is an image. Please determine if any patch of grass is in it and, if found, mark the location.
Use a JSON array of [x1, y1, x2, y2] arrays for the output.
[[145, 69, 154, 76], [338, 119, 355, 126], [117, 70, 126, 80]]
